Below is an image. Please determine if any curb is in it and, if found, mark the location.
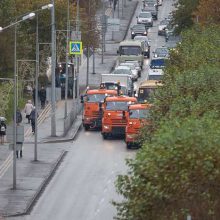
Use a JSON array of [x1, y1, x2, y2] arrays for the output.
[[3, 151, 68, 217], [123, 1, 139, 41], [42, 121, 82, 144]]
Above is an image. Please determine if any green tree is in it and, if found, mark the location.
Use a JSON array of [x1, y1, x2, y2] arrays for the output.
[[114, 114, 220, 220], [172, 0, 199, 33], [114, 15, 220, 220]]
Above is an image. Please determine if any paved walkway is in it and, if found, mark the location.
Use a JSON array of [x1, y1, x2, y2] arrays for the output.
[[0, 0, 138, 217]]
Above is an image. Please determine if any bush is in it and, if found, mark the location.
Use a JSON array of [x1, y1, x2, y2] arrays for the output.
[[114, 114, 220, 220]]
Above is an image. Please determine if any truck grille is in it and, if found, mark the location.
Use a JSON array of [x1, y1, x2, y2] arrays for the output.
[[92, 111, 102, 117], [112, 127, 125, 135], [111, 119, 127, 126]]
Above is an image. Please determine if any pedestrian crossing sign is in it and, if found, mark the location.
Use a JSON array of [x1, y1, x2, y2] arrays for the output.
[[69, 41, 83, 55]]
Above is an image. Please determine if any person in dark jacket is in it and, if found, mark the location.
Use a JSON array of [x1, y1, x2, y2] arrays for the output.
[[14, 109, 23, 158], [0, 117, 6, 144], [39, 86, 46, 109], [30, 107, 37, 133]]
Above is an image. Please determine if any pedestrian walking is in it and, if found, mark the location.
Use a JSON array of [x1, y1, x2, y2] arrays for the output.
[[24, 100, 34, 124], [30, 107, 38, 133], [0, 117, 6, 145], [15, 109, 23, 158], [39, 86, 46, 109]]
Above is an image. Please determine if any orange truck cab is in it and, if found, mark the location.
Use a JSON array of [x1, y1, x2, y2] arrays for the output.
[[101, 96, 137, 139], [125, 103, 151, 149], [81, 89, 117, 130]]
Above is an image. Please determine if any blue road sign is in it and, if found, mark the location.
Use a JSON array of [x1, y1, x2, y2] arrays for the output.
[[69, 41, 83, 55]]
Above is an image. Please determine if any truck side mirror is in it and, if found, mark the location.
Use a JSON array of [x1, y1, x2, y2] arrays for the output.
[[117, 50, 119, 54], [80, 95, 84, 103], [122, 111, 126, 119], [99, 101, 104, 111]]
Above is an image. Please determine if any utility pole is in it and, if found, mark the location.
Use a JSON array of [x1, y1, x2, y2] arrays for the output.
[[86, 0, 91, 86], [101, 0, 105, 64], [64, 0, 70, 118], [75, 0, 80, 114], [76, 0, 80, 74], [118, 0, 120, 18], [112, 0, 115, 41], [13, 24, 17, 190], [51, 0, 56, 136], [34, 13, 39, 161], [92, 47, 95, 74], [122, 0, 124, 18]]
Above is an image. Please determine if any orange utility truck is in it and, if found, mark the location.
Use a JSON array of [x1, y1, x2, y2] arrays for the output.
[[125, 103, 151, 148], [81, 89, 117, 130], [101, 96, 137, 139]]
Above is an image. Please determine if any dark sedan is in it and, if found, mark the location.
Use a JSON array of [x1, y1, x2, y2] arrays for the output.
[[142, 2, 158, 20], [130, 24, 148, 39]]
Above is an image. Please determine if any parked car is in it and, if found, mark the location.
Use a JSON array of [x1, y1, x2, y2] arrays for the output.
[[136, 11, 153, 27], [134, 35, 151, 58], [130, 24, 148, 39], [158, 19, 170, 36]]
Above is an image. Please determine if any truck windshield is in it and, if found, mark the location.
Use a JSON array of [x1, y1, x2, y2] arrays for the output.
[[106, 101, 134, 110], [87, 94, 106, 103], [130, 109, 150, 119], [150, 59, 165, 69], [138, 88, 155, 102], [119, 46, 141, 56], [148, 75, 162, 80]]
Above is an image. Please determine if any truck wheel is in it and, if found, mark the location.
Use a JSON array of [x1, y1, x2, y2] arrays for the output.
[[102, 133, 108, 140], [84, 124, 90, 131]]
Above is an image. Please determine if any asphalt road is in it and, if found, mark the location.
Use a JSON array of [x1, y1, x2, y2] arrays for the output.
[[7, 1, 175, 219]]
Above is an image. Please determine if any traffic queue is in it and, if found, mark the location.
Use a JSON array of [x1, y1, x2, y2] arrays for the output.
[[81, 0, 177, 149]]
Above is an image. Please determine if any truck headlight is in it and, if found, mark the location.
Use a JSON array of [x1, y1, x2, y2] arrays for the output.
[[132, 32, 135, 35], [103, 125, 110, 129], [144, 31, 147, 35], [127, 134, 136, 139]]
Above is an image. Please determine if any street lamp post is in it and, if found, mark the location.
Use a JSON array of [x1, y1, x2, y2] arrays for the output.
[[0, 12, 36, 189], [51, 0, 56, 137], [64, 0, 70, 119], [34, 3, 53, 161]]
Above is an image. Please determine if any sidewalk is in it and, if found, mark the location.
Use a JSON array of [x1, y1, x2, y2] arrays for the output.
[[0, 0, 138, 217]]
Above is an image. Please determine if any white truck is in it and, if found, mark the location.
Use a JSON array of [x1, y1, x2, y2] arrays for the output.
[[101, 74, 134, 97], [117, 40, 145, 68]]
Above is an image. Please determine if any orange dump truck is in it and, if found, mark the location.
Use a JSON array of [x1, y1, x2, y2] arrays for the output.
[[81, 89, 117, 130], [125, 103, 151, 148], [101, 96, 137, 139]]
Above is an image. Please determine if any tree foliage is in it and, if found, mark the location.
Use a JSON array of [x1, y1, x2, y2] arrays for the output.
[[194, 0, 220, 25], [0, 0, 101, 74], [172, 0, 199, 33], [114, 6, 220, 220], [114, 114, 220, 220]]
